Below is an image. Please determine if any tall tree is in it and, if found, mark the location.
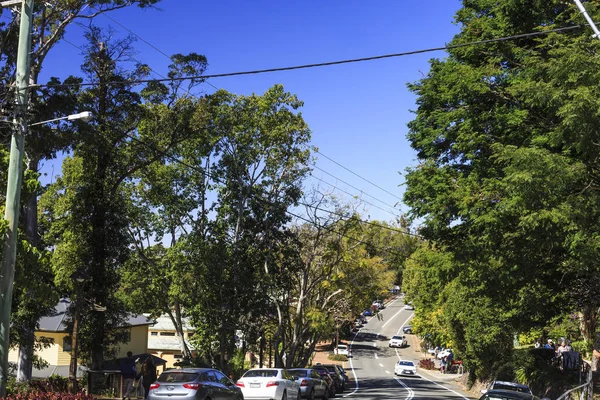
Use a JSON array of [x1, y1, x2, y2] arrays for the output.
[[403, 0, 600, 380]]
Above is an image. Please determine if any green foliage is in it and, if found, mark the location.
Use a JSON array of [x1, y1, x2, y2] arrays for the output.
[[327, 354, 348, 362]]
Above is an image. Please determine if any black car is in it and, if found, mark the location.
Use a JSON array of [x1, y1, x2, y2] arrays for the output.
[[314, 364, 345, 393], [479, 389, 537, 400], [313, 367, 336, 398], [403, 325, 413, 334]]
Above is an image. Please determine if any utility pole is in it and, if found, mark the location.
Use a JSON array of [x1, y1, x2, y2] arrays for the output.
[[573, 0, 600, 39], [0, 0, 34, 396]]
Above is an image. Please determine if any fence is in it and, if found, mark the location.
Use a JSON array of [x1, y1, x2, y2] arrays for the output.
[[555, 362, 593, 400]]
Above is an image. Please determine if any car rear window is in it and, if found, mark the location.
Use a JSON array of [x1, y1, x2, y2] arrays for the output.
[[494, 384, 528, 393], [157, 372, 200, 383], [243, 369, 278, 378], [288, 370, 308, 378]]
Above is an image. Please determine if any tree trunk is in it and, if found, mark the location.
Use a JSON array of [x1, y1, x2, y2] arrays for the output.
[[68, 307, 80, 393]]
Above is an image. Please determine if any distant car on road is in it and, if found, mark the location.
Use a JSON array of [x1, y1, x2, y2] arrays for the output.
[[394, 360, 417, 376], [404, 303, 415, 310], [334, 344, 349, 356], [481, 381, 533, 395], [402, 325, 413, 334], [388, 335, 408, 348], [372, 300, 385, 309]]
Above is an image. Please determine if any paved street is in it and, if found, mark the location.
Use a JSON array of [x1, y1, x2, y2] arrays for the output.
[[343, 298, 476, 400]]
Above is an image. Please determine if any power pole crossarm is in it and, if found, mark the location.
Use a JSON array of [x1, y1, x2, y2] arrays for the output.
[[0, 0, 33, 396], [0, 0, 23, 7]]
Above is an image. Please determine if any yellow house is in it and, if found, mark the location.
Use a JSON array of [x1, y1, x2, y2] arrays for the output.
[[147, 315, 196, 370], [8, 298, 153, 378]]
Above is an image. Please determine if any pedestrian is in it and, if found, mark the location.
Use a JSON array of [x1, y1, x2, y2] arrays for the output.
[[440, 356, 446, 374], [138, 356, 157, 399], [535, 339, 541, 348], [434, 345, 440, 359], [545, 339, 555, 350], [557, 341, 572, 354], [120, 351, 136, 400]]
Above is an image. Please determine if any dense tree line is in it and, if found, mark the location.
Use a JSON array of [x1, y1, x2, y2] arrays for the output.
[[403, 0, 600, 383], [0, 1, 413, 386]]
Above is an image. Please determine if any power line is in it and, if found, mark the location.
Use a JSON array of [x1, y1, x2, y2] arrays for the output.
[[91, 7, 221, 92], [316, 149, 404, 202], [310, 174, 398, 218], [313, 165, 398, 210], [17, 23, 584, 90]]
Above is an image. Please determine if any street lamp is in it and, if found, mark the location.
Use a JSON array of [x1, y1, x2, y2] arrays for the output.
[[29, 111, 94, 126]]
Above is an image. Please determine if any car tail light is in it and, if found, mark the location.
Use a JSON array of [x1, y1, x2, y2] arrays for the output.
[[183, 383, 201, 390], [236, 382, 245, 387], [149, 383, 160, 390], [266, 381, 279, 387], [300, 379, 309, 386]]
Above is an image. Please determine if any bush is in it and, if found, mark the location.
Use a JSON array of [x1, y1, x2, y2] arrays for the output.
[[328, 354, 348, 362], [419, 359, 436, 370], [571, 341, 591, 356]]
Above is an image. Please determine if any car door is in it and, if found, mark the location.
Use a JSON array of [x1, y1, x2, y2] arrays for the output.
[[310, 370, 325, 397], [282, 370, 299, 398], [213, 370, 237, 400], [204, 370, 227, 400]]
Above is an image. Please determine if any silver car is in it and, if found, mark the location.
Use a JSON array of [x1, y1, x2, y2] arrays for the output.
[[237, 368, 300, 400], [147, 368, 243, 400], [287, 368, 329, 400]]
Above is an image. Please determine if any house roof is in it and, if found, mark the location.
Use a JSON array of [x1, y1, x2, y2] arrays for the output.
[[146, 314, 195, 332], [38, 298, 153, 332]]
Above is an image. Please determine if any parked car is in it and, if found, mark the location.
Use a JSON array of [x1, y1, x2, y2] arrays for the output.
[[372, 300, 385, 309], [288, 368, 330, 400], [148, 368, 243, 400], [363, 309, 373, 316], [437, 349, 453, 359], [334, 344, 348, 356], [389, 335, 408, 348], [479, 389, 537, 400], [402, 325, 413, 334], [331, 365, 348, 387], [313, 364, 344, 393], [236, 368, 301, 400], [404, 303, 415, 310], [313, 367, 336, 398], [394, 360, 417, 377], [481, 381, 533, 395]]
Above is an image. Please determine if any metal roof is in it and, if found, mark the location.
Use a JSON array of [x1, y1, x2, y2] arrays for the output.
[[37, 298, 153, 332]]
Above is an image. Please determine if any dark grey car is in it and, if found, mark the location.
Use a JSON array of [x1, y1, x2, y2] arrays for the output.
[[288, 368, 329, 400], [147, 368, 243, 400]]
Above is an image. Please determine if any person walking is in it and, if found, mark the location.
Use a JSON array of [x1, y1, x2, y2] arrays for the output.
[[120, 351, 136, 400], [139, 356, 157, 399]]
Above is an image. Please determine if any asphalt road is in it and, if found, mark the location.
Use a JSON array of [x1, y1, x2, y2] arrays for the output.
[[343, 297, 476, 400]]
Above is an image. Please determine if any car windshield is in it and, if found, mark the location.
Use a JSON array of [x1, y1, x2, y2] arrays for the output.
[[493, 384, 529, 393], [243, 370, 278, 378], [288, 370, 308, 377], [337, 345, 347, 349], [157, 372, 200, 383], [392, 336, 402, 340], [398, 361, 414, 367]]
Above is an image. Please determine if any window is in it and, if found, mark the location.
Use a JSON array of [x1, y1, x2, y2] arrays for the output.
[[151, 332, 158, 336], [173, 354, 183, 359], [157, 372, 199, 383], [213, 370, 232, 385], [63, 337, 72, 352], [160, 332, 176, 336]]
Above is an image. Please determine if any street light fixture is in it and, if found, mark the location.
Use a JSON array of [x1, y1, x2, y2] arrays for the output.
[[2, 111, 94, 127]]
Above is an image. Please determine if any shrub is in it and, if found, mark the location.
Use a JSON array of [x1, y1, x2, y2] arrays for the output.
[[419, 359, 436, 370], [328, 354, 348, 362]]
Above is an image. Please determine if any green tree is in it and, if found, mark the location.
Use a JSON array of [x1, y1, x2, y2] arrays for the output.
[[403, 0, 600, 380]]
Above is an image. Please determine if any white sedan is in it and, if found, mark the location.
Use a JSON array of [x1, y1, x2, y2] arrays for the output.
[[404, 304, 415, 310], [389, 335, 407, 348], [237, 368, 301, 400], [394, 360, 417, 376], [335, 344, 349, 355], [437, 349, 453, 359]]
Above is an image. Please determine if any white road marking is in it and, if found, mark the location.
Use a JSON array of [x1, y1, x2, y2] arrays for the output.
[[373, 342, 377, 348], [394, 313, 415, 360], [385, 370, 390, 374], [382, 308, 404, 328], [374, 353, 378, 359], [394, 377, 414, 400], [378, 363, 384, 367], [343, 296, 403, 397], [417, 374, 469, 399]]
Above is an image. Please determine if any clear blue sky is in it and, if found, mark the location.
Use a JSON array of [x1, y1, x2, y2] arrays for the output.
[[37, 0, 463, 223]]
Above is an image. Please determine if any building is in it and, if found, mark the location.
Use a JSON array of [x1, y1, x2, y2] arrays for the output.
[[146, 314, 196, 369], [8, 298, 153, 378]]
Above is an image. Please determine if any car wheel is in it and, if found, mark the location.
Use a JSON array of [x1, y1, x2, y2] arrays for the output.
[[297, 389, 302, 400], [308, 388, 315, 400], [322, 388, 329, 400], [282, 390, 287, 400]]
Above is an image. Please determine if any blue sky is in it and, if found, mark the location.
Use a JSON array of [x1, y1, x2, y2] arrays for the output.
[[35, 0, 463, 223]]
